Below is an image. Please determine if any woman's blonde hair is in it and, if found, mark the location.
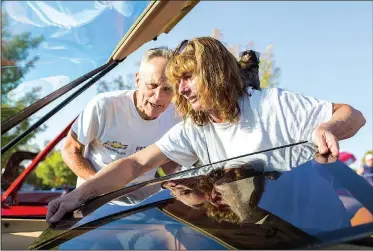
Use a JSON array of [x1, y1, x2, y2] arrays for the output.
[[166, 37, 247, 126]]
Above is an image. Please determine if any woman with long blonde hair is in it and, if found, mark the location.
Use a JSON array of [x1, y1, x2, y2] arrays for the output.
[[46, 36, 366, 224]]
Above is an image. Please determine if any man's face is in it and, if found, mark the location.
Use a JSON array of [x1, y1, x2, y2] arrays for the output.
[[178, 74, 203, 111], [135, 57, 173, 120]]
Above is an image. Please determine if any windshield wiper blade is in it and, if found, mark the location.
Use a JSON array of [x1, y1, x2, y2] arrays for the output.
[[1, 63, 109, 135], [31, 199, 173, 250], [1, 60, 120, 154]]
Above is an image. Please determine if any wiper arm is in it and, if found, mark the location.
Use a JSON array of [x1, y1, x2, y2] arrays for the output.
[[1, 63, 109, 135], [1, 60, 120, 154]]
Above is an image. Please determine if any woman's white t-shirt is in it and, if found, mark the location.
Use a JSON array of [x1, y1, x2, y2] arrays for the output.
[[156, 88, 332, 174]]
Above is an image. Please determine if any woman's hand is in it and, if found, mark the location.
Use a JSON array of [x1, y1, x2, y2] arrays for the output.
[[46, 188, 87, 225], [313, 125, 340, 157]]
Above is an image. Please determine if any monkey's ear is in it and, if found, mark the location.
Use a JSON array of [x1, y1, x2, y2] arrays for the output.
[[253, 51, 260, 61]]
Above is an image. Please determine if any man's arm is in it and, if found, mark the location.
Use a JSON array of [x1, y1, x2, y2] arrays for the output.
[[61, 129, 97, 180], [313, 103, 366, 155]]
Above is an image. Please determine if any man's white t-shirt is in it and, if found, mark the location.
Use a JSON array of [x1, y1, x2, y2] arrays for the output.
[[156, 88, 332, 175], [71, 90, 181, 187]]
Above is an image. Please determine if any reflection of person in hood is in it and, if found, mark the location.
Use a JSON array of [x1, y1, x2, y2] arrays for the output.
[[207, 171, 270, 224], [163, 160, 276, 224], [166, 158, 353, 236], [202, 165, 279, 224]]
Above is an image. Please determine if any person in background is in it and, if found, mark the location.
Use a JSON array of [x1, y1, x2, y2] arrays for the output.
[[356, 153, 373, 185]]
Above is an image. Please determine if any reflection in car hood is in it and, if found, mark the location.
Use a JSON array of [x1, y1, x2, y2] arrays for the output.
[[31, 142, 373, 250]]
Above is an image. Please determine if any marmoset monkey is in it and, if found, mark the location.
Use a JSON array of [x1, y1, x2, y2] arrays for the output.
[[238, 50, 261, 90]]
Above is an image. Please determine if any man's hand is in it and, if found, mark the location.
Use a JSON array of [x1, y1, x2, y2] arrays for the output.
[[313, 125, 340, 157], [46, 189, 85, 225]]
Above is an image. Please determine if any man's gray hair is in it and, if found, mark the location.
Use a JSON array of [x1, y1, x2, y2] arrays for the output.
[[141, 46, 173, 64]]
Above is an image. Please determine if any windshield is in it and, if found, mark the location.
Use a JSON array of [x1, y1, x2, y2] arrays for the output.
[[31, 142, 373, 249], [2, 1, 149, 103], [1, 0, 149, 183]]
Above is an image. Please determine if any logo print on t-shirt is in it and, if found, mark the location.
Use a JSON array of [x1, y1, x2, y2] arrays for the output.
[[135, 146, 146, 152], [103, 141, 128, 155]]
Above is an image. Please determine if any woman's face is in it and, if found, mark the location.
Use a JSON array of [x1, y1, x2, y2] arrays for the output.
[[178, 74, 203, 111]]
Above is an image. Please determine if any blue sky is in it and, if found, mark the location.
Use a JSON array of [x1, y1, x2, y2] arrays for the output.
[[4, 1, 372, 167]]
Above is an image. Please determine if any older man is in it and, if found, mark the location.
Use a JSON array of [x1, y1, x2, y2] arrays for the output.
[[62, 47, 181, 187]]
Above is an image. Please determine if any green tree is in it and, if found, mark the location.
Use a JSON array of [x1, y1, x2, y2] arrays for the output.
[[211, 28, 281, 88], [1, 12, 44, 170], [258, 44, 281, 88], [34, 151, 76, 188], [24, 170, 45, 190]]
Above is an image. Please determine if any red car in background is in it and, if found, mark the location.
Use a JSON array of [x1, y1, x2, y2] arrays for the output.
[[2, 122, 74, 218], [339, 152, 357, 166]]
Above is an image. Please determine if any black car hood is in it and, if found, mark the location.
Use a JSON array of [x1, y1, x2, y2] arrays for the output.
[[30, 142, 373, 250]]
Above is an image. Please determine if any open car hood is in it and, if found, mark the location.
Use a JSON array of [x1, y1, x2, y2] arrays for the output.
[[109, 0, 199, 62], [1, 0, 199, 205]]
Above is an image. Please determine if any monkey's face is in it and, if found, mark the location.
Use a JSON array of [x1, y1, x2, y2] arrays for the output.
[[241, 54, 251, 63]]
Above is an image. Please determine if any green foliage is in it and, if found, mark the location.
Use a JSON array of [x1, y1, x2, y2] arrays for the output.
[[34, 151, 76, 188], [259, 44, 281, 88], [24, 171, 46, 190], [1, 11, 44, 181], [1, 12, 44, 102]]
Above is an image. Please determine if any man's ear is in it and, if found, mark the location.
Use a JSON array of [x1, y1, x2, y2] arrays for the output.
[[135, 72, 140, 88]]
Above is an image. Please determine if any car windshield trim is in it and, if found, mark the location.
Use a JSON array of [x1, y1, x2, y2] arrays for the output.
[[29, 198, 172, 250]]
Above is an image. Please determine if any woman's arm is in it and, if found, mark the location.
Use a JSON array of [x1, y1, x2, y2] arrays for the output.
[[313, 103, 366, 156], [323, 104, 366, 140]]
